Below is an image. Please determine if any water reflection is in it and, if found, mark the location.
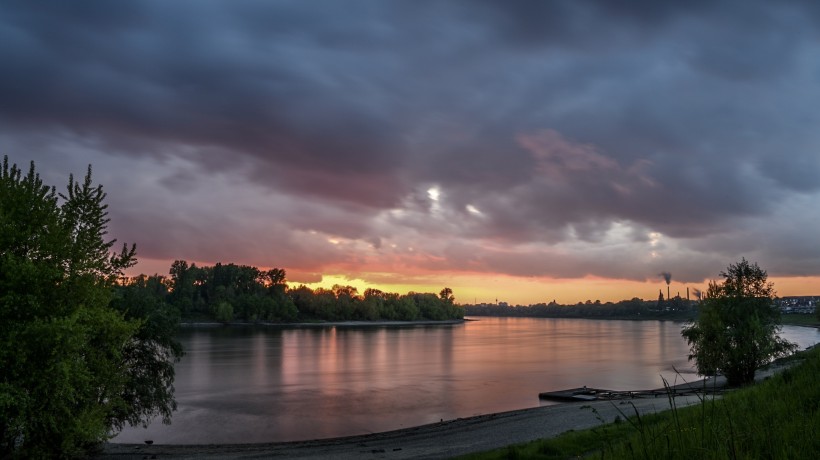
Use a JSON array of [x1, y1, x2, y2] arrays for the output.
[[115, 319, 818, 444]]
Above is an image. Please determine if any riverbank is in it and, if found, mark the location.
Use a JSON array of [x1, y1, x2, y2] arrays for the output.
[[99, 358, 798, 460], [99, 396, 706, 459], [179, 319, 466, 328], [178, 314, 816, 329], [781, 313, 820, 328]]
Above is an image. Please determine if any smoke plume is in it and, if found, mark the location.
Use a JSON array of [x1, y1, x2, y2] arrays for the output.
[[659, 272, 672, 285]]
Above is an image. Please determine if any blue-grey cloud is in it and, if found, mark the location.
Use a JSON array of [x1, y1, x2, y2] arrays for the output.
[[2, 0, 820, 283]]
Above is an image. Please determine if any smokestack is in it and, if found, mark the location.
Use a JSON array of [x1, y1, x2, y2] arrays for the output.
[[659, 272, 672, 303], [687, 287, 690, 301]]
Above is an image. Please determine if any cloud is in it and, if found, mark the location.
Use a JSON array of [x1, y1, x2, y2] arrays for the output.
[[2, 0, 820, 293]]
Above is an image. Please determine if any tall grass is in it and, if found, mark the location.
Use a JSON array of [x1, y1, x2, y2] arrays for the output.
[[608, 346, 819, 459], [459, 346, 820, 459]]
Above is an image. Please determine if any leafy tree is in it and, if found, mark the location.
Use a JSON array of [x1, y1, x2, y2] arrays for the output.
[[0, 157, 181, 457], [681, 259, 797, 386], [169, 259, 197, 314], [412, 292, 449, 320], [439, 287, 454, 304], [265, 268, 286, 286], [213, 301, 234, 323], [394, 295, 420, 321], [109, 275, 183, 433]]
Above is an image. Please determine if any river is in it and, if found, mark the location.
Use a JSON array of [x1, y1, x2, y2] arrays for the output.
[[113, 317, 819, 444]]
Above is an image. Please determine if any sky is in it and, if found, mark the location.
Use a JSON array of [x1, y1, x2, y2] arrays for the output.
[[2, 0, 820, 305]]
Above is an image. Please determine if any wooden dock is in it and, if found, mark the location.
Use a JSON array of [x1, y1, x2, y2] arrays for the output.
[[538, 381, 723, 402], [539, 387, 660, 402]]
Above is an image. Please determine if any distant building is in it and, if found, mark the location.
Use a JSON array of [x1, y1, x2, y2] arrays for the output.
[[777, 296, 818, 314]]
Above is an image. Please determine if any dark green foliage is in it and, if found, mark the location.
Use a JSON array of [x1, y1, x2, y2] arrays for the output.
[[158, 261, 462, 323], [464, 296, 695, 320], [166, 260, 297, 322], [109, 275, 183, 430], [0, 157, 181, 458], [284, 284, 461, 322], [682, 259, 796, 386]]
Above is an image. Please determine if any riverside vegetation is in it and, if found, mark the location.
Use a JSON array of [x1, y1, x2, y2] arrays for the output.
[[132, 261, 463, 324], [464, 297, 697, 321], [0, 158, 182, 458], [460, 345, 819, 459]]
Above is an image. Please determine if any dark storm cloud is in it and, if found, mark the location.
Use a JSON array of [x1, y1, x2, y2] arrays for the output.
[[3, 0, 820, 281], [1, 0, 410, 205]]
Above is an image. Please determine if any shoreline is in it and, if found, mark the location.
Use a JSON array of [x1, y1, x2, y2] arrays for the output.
[[99, 396, 707, 459], [98, 359, 798, 459], [177, 316, 818, 329], [179, 319, 466, 328]]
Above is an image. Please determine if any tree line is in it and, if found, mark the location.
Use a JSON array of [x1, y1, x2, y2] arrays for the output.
[[464, 296, 695, 319], [121, 262, 464, 323]]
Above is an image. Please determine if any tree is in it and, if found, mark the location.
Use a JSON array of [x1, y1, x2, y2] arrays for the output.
[[213, 300, 234, 323], [169, 259, 198, 314], [265, 268, 286, 286], [109, 275, 183, 433], [439, 287, 454, 304], [681, 259, 797, 386], [0, 157, 181, 457]]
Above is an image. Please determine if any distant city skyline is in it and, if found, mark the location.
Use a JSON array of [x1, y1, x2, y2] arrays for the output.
[[3, 1, 820, 304]]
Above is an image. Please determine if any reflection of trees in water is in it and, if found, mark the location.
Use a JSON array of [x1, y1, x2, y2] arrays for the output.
[[116, 319, 818, 444]]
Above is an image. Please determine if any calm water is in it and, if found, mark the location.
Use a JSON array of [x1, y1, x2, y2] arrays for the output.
[[114, 318, 819, 444]]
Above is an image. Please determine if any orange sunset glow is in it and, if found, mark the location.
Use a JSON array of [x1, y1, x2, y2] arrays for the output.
[[7, 4, 820, 459], [6, 1, 820, 305]]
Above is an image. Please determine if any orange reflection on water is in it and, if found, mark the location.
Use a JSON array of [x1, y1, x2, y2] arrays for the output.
[[115, 319, 818, 444]]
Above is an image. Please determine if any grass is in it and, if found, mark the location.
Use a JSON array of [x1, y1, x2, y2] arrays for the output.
[[458, 346, 820, 459]]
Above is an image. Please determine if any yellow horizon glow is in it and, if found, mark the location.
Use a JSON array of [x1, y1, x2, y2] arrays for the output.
[[128, 259, 820, 305], [289, 273, 709, 305], [290, 273, 820, 305]]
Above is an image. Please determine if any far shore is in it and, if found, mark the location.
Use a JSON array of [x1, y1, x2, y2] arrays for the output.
[[179, 318, 467, 328], [177, 314, 819, 329]]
